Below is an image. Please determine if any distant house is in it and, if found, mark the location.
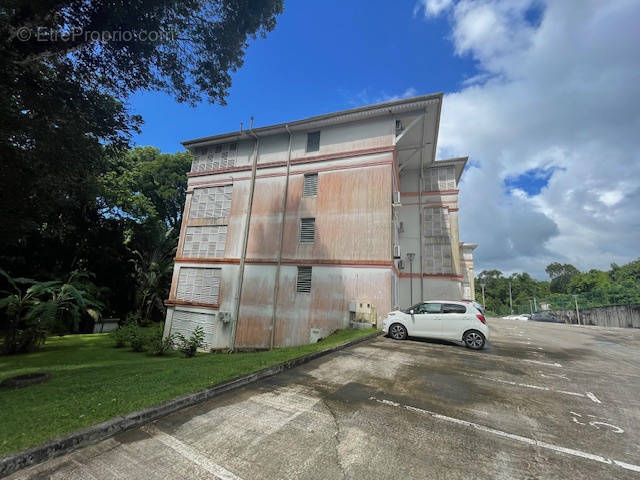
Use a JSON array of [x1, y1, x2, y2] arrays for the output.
[[163, 94, 477, 349]]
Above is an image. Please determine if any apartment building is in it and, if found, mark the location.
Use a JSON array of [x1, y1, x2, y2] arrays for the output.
[[163, 93, 477, 350]]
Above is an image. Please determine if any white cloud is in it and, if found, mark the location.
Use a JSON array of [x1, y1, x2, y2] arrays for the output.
[[422, 0, 640, 277], [414, 0, 453, 18], [599, 191, 624, 207], [344, 87, 418, 107]]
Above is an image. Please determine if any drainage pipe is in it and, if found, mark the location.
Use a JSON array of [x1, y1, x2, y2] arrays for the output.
[[230, 129, 260, 351], [269, 125, 293, 349]]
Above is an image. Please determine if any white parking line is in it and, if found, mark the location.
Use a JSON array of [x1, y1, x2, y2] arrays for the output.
[[523, 359, 562, 368], [141, 424, 244, 480], [586, 392, 602, 404], [460, 373, 598, 401], [369, 397, 640, 473]]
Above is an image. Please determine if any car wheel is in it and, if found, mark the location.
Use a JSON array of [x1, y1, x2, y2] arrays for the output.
[[389, 323, 408, 340], [463, 330, 485, 350]]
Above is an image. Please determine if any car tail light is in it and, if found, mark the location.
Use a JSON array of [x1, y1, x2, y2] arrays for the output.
[[476, 313, 486, 324]]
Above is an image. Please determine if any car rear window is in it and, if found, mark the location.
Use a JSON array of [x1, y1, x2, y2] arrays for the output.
[[443, 303, 467, 314]]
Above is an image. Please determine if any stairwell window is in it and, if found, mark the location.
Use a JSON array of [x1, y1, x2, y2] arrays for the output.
[[191, 142, 238, 172], [306, 131, 320, 152], [176, 267, 221, 305], [299, 218, 315, 243], [296, 266, 312, 293], [302, 173, 318, 197]]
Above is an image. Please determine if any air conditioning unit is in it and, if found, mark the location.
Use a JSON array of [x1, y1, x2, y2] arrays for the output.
[[218, 311, 231, 324], [398, 259, 405, 270], [393, 244, 401, 259]]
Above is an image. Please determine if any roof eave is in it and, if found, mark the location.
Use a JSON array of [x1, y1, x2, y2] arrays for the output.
[[181, 93, 444, 148]]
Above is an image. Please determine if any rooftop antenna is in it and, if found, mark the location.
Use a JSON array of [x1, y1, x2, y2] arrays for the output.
[[239, 121, 243, 132], [250, 116, 254, 130]]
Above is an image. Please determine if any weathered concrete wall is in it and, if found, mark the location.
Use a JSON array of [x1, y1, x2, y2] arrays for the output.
[[234, 160, 394, 348], [548, 304, 640, 328], [289, 116, 393, 158], [234, 265, 392, 349]]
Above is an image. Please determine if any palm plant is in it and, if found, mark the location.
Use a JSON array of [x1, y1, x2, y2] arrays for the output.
[[129, 225, 177, 324], [0, 269, 103, 353], [27, 271, 104, 336], [0, 270, 52, 353]]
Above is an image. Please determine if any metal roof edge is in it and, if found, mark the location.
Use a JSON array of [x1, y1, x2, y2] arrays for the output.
[[181, 93, 444, 148]]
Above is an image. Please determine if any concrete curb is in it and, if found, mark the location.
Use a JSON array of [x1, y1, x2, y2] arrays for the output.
[[0, 330, 381, 478]]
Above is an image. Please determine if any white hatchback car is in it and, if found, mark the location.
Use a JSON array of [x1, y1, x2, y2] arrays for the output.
[[382, 300, 489, 350]]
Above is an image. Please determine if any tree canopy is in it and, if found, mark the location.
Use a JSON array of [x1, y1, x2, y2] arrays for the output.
[[0, 0, 283, 248], [476, 259, 640, 315]]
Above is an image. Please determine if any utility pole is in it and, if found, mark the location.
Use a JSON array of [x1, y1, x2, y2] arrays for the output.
[[533, 297, 538, 313], [508, 282, 513, 314], [573, 295, 581, 325], [480, 283, 486, 308], [529, 299, 533, 315], [407, 253, 415, 306]]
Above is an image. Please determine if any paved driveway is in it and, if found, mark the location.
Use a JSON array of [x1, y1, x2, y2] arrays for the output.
[[8, 319, 640, 479]]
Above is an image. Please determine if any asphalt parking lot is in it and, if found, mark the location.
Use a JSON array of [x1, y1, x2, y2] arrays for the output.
[[7, 318, 640, 479]]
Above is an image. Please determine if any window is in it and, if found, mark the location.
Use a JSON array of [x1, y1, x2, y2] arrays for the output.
[[303, 173, 318, 197], [423, 165, 456, 191], [190, 185, 232, 219], [296, 266, 312, 293], [443, 303, 467, 314], [176, 267, 221, 305], [423, 207, 453, 274], [306, 131, 320, 152], [299, 218, 315, 243], [422, 303, 442, 314], [182, 225, 227, 258], [191, 142, 238, 172]]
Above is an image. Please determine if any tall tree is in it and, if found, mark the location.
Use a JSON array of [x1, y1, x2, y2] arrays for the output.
[[0, 0, 283, 248], [99, 147, 192, 229], [545, 262, 580, 293]]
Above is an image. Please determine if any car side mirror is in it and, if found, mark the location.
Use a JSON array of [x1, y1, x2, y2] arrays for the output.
[[409, 309, 414, 315]]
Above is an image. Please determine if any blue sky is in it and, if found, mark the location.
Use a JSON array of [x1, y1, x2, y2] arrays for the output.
[[130, 0, 640, 277], [129, 0, 474, 152]]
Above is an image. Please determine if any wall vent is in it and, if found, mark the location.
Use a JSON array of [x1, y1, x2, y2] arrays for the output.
[[296, 266, 312, 293], [299, 218, 315, 243], [303, 173, 318, 197]]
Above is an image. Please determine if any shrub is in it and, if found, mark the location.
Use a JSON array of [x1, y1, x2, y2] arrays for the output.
[[110, 324, 131, 348], [146, 328, 174, 356], [125, 311, 142, 325], [129, 325, 145, 352], [175, 326, 205, 357]]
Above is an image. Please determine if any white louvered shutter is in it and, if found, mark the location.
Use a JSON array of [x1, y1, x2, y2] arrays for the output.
[[296, 267, 312, 293], [299, 218, 315, 243], [303, 173, 318, 197]]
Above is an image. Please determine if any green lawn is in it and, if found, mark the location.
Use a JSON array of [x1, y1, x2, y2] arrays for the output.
[[0, 328, 377, 456]]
